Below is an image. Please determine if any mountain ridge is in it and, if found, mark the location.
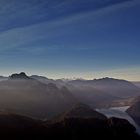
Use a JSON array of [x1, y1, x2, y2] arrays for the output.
[[0, 72, 139, 108], [0, 72, 77, 119]]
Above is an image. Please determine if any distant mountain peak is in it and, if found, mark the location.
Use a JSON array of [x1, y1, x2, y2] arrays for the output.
[[30, 75, 48, 80], [94, 77, 124, 81], [9, 72, 30, 80]]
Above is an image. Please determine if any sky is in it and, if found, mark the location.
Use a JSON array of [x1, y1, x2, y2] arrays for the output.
[[0, 0, 140, 81]]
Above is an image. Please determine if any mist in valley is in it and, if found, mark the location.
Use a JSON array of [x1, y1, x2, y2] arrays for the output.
[[0, 0, 140, 139]]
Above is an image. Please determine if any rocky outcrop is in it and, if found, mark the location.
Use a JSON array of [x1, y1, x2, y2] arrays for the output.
[[9, 72, 30, 80]]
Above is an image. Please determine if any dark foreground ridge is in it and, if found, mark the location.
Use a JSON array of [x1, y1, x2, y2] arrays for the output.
[[0, 104, 139, 140]]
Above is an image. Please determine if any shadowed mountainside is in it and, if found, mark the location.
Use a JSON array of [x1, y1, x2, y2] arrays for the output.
[[67, 77, 140, 98], [65, 78, 140, 108], [29, 76, 140, 108], [0, 104, 139, 139], [0, 72, 77, 119], [0, 73, 139, 109], [51, 103, 107, 123]]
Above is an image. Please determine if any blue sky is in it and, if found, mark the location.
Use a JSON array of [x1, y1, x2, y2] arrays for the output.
[[0, 0, 140, 80]]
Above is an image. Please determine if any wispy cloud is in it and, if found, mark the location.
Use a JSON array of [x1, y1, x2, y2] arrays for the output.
[[0, 0, 138, 52], [0, 0, 134, 32]]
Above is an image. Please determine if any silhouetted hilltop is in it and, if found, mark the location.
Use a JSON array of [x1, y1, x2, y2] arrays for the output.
[[9, 72, 30, 80], [52, 103, 107, 123]]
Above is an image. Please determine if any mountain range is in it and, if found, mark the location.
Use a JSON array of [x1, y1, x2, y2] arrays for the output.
[[0, 72, 76, 119], [0, 72, 140, 113], [32, 76, 140, 97], [28, 75, 140, 108], [0, 72, 139, 138]]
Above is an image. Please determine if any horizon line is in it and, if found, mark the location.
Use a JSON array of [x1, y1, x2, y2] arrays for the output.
[[0, 72, 139, 82]]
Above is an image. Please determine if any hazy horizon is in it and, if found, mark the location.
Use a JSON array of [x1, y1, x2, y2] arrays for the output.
[[0, 71, 139, 82]]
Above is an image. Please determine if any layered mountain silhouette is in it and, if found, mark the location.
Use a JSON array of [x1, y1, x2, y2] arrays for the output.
[[30, 75, 140, 97], [45, 104, 139, 139], [30, 75, 66, 87], [0, 78, 140, 140], [29, 76, 140, 107], [67, 77, 140, 98], [65, 78, 140, 107], [0, 73, 139, 109], [0, 104, 139, 139], [0, 72, 76, 119]]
